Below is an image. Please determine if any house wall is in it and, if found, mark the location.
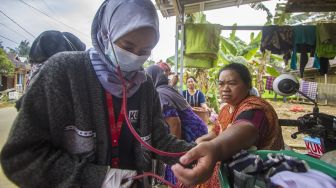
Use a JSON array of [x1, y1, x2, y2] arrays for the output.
[[14, 68, 28, 93], [0, 76, 4, 91], [302, 66, 336, 83]]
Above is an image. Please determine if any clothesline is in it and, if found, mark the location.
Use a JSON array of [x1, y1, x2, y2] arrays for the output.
[[218, 25, 264, 30], [216, 23, 336, 31]]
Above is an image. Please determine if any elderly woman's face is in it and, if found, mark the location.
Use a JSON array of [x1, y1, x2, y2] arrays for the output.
[[115, 27, 157, 56], [218, 70, 249, 106]]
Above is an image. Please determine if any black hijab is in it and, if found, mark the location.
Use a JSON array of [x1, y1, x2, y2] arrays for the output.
[[29, 30, 86, 64], [146, 65, 190, 111]]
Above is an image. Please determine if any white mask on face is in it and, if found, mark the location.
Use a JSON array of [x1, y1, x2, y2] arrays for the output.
[[105, 42, 150, 72]]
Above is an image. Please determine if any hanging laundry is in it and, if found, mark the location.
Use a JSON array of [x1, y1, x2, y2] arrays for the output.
[[184, 24, 221, 68], [319, 57, 330, 75], [261, 25, 293, 63], [316, 23, 336, 59], [265, 76, 275, 91], [298, 80, 318, 100], [290, 25, 320, 78]]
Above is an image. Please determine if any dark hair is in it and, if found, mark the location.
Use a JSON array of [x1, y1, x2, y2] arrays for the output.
[[218, 63, 252, 89], [186, 76, 197, 83]]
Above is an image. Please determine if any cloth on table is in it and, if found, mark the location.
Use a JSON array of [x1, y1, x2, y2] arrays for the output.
[[227, 150, 309, 188], [265, 76, 275, 91], [298, 80, 318, 100], [261, 25, 293, 63], [270, 169, 336, 188]]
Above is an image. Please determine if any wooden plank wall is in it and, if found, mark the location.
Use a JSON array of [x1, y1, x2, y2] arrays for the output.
[[301, 66, 336, 105]]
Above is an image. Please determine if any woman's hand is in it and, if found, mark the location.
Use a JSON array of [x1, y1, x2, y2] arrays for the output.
[[195, 132, 216, 144], [171, 141, 219, 186]]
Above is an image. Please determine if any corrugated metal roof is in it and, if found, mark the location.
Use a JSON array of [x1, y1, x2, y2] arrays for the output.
[[155, 0, 269, 18], [286, 0, 336, 12]]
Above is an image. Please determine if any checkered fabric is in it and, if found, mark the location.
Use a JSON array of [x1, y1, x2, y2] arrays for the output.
[[265, 76, 275, 91], [298, 80, 318, 100]]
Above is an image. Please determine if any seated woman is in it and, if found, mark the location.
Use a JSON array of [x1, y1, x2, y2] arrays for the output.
[[173, 63, 284, 187], [183, 76, 210, 112], [146, 65, 208, 185]]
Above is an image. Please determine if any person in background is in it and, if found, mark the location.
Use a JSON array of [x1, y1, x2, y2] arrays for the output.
[[1, 1, 194, 187], [172, 63, 284, 187], [146, 65, 208, 185], [27, 30, 86, 86], [156, 60, 178, 88], [183, 76, 210, 112], [15, 30, 86, 111]]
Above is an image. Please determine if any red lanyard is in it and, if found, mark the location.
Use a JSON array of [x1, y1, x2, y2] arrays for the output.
[[106, 92, 125, 167]]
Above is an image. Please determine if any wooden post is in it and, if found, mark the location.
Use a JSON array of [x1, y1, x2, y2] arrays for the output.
[[325, 74, 328, 105]]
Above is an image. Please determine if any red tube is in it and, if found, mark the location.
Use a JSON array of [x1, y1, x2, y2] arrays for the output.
[[117, 67, 187, 157], [116, 67, 188, 187]]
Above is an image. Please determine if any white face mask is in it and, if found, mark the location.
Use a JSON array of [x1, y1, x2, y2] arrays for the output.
[[105, 42, 150, 72]]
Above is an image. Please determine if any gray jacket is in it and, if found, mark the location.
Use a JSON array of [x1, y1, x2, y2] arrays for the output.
[[0, 51, 193, 188]]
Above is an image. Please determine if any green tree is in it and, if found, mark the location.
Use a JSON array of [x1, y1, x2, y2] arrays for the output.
[[0, 41, 4, 49], [6, 47, 17, 54], [0, 48, 15, 76], [250, 3, 273, 25], [15, 40, 31, 57], [143, 59, 155, 68]]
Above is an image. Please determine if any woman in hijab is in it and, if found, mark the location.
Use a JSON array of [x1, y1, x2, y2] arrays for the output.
[[146, 65, 208, 185], [1, 1, 194, 187], [28, 30, 86, 84], [15, 30, 86, 111]]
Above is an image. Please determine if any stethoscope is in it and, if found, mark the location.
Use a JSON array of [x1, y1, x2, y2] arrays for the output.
[[108, 41, 188, 188]]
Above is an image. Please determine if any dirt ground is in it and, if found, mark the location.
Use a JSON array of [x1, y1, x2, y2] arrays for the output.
[[267, 100, 336, 153]]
